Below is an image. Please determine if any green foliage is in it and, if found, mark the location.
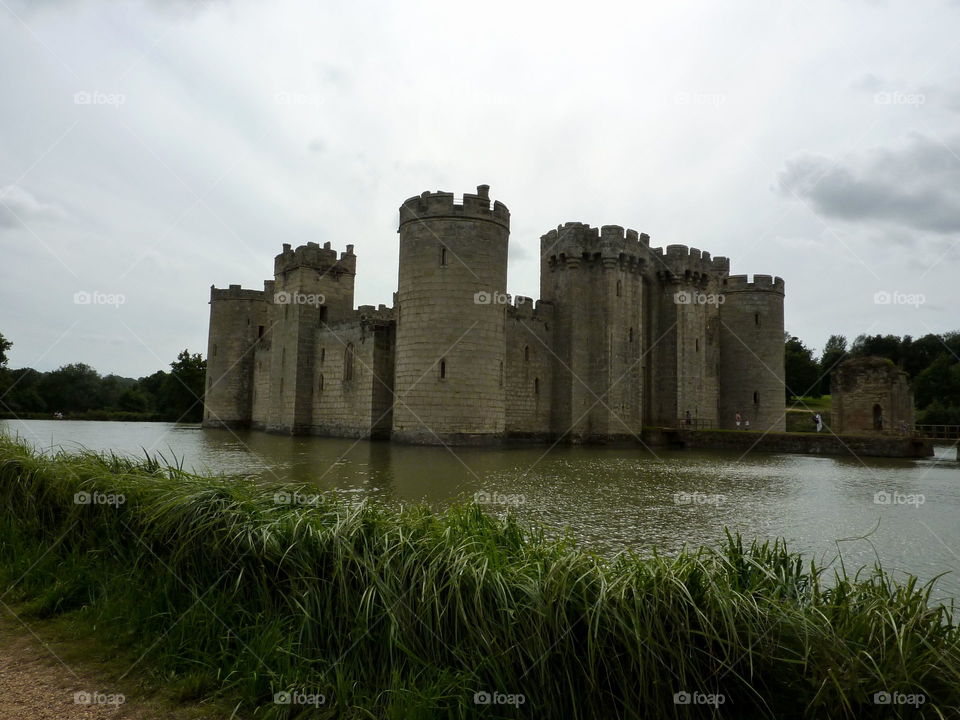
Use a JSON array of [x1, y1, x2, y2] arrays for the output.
[[0, 331, 10, 367], [0, 438, 958, 719], [818, 335, 847, 395], [784, 335, 820, 401], [0, 333, 204, 422]]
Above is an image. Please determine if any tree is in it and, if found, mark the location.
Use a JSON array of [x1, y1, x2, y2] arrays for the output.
[[38, 363, 103, 413], [0, 332, 10, 367], [817, 334, 847, 395], [156, 350, 206, 422], [785, 335, 821, 401]]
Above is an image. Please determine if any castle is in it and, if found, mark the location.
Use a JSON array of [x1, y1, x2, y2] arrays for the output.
[[203, 185, 785, 444]]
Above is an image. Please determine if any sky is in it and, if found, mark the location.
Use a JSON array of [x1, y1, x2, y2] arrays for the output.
[[1, 0, 958, 378]]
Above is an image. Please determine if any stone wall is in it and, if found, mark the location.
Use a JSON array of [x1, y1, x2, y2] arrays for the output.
[[505, 299, 553, 438], [832, 356, 914, 435], [678, 428, 932, 458]]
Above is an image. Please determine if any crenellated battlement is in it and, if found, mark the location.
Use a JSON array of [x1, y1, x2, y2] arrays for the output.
[[274, 241, 356, 277], [398, 185, 510, 230], [541, 222, 651, 271], [722, 274, 785, 294], [210, 284, 266, 302], [506, 297, 553, 323], [648, 244, 730, 283]]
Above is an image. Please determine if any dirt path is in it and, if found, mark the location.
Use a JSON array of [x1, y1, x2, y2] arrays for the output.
[[0, 607, 231, 720]]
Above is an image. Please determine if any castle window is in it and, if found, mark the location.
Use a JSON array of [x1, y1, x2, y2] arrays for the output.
[[629, 327, 634, 343], [499, 361, 503, 387], [753, 391, 760, 405], [320, 348, 325, 363], [258, 325, 264, 338], [524, 346, 530, 362], [212, 344, 217, 357], [616, 280, 622, 297], [440, 247, 448, 267], [534, 377, 540, 395], [319, 374, 324, 392], [755, 313, 760, 327], [439, 358, 446, 380], [343, 343, 354, 382], [319, 307, 328, 325], [695, 338, 699, 352]]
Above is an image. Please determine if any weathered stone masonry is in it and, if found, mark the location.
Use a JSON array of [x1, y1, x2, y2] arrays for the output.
[[204, 185, 786, 443]]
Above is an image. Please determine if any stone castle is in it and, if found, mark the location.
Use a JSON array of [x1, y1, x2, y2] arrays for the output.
[[203, 185, 785, 444]]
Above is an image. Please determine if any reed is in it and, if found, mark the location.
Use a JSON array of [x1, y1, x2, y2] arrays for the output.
[[0, 436, 957, 719]]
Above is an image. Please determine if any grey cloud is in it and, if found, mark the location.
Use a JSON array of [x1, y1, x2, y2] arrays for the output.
[[0, 186, 65, 228], [776, 134, 960, 234]]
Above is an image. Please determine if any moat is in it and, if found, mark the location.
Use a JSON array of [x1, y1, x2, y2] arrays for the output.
[[3, 419, 958, 601]]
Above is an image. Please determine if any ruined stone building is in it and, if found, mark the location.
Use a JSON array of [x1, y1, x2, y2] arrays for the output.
[[203, 185, 786, 444], [832, 356, 915, 435]]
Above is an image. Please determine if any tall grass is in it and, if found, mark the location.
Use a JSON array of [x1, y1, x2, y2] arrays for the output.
[[0, 436, 957, 719]]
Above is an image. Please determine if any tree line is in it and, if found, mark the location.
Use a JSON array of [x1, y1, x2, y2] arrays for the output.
[[784, 332, 960, 424], [0, 332, 206, 422]]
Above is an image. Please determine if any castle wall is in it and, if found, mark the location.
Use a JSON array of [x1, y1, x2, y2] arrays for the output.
[[203, 285, 269, 428], [392, 186, 509, 444], [832, 357, 914, 435], [310, 310, 395, 439], [718, 275, 786, 432], [505, 299, 553, 437]]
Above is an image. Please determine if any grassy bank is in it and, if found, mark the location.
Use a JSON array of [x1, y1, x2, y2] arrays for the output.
[[0, 438, 957, 719]]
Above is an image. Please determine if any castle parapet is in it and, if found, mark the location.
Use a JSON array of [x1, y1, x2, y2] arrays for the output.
[[507, 297, 553, 323], [210, 284, 266, 302], [274, 241, 356, 276], [542, 222, 650, 270], [398, 185, 510, 230], [722, 274, 785, 294]]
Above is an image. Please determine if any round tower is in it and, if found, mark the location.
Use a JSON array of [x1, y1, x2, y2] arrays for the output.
[[718, 275, 786, 432], [393, 185, 510, 444]]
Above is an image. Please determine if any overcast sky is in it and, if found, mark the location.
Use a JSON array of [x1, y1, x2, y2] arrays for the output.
[[1, 0, 958, 378]]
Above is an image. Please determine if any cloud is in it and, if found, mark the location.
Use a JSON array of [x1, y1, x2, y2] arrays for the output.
[[0, 186, 65, 228], [776, 134, 960, 234]]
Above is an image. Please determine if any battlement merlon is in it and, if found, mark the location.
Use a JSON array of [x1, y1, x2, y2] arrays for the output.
[[209, 284, 267, 303], [274, 241, 357, 277], [646, 244, 730, 282], [541, 223, 651, 268], [506, 297, 554, 322], [398, 185, 510, 231], [722, 274, 786, 295]]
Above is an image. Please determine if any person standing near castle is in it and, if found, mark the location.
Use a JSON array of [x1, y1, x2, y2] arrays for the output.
[[735, 411, 742, 429], [814, 413, 823, 432]]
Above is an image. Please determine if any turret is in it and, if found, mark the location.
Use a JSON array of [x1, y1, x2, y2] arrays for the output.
[[393, 185, 510, 444]]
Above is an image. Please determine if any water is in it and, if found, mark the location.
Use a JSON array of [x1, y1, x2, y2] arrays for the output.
[[3, 419, 959, 603]]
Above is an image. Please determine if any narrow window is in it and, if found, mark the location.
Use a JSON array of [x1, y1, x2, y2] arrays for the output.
[[534, 377, 540, 395], [629, 327, 634, 343], [212, 343, 217, 357], [754, 313, 760, 327], [440, 247, 447, 267], [753, 391, 759, 405], [343, 343, 354, 381], [320, 347, 325, 363], [524, 346, 530, 362], [319, 374, 324, 392], [440, 359, 446, 380], [695, 338, 699, 352], [616, 280, 622, 297], [257, 325, 264, 338], [499, 361, 503, 386], [319, 306, 328, 325]]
